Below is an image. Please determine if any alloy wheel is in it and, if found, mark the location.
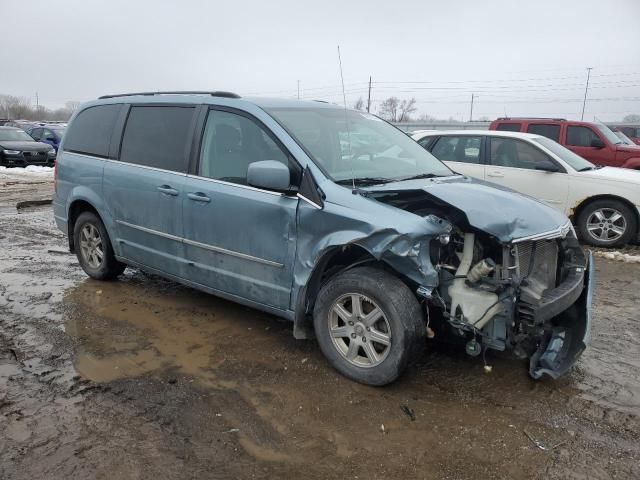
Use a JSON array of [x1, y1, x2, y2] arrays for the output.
[[79, 223, 104, 269], [328, 293, 392, 368], [586, 208, 627, 243]]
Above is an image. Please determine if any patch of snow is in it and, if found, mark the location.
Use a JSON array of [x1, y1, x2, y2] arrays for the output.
[[593, 250, 640, 264], [0, 165, 53, 181]]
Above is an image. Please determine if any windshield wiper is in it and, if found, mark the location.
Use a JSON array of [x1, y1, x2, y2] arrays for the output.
[[335, 177, 392, 187], [393, 173, 444, 182]]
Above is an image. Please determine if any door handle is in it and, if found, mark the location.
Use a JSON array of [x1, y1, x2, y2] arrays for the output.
[[487, 171, 504, 178], [157, 185, 179, 196], [187, 192, 211, 203]]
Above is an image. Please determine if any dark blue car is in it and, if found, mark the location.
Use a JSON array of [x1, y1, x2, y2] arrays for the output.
[[29, 125, 66, 151]]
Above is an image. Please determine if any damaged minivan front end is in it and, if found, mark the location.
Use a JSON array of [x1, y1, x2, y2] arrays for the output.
[[366, 177, 594, 380], [263, 101, 592, 384]]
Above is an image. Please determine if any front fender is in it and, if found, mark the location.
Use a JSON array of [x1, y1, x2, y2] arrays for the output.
[[620, 157, 640, 169]]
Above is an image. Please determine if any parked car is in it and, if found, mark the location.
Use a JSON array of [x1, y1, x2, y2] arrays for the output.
[[609, 125, 640, 146], [4, 120, 38, 131], [413, 129, 640, 247], [53, 92, 593, 385], [489, 117, 640, 169], [612, 129, 636, 146], [29, 124, 66, 151], [0, 126, 57, 167]]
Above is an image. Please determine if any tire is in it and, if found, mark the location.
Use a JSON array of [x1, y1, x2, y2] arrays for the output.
[[313, 266, 425, 386], [73, 211, 126, 280], [577, 199, 637, 247]]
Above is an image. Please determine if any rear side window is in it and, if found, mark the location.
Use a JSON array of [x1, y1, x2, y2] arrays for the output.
[[495, 123, 521, 132], [526, 124, 560, 142], [64, 104, 121, 157], [566, 126, 599, 147], [120, 106, 195, 172]]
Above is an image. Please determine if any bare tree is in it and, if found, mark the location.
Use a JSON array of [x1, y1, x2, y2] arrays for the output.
[[623, 114, 640, 123], [353, 97, 365, 111], [0, 94, 80, 121], [397, 98, 417, 122], [378, 97, 400, 122], [378, 97, 417, 122]]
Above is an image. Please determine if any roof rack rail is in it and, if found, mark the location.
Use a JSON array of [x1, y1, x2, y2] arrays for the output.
[[496, 116, 566, 121], [98, 91, 241, 100]]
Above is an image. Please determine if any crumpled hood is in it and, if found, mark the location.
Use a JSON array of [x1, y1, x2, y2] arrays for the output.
[[365, 176, 570, 243]]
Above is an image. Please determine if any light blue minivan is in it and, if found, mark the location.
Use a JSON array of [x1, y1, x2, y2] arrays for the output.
[[53, 91, 593, 385]]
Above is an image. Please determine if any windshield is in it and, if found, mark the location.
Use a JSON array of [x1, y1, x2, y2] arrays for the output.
[[0, 129, 35, 142], [265, 107, 453, 184], [613, 130, 634, 145], [533, 136, 596, 171], [595, 123, 623, 145]]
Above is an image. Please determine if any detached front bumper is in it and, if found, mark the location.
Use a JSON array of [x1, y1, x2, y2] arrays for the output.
[[529, 251, 594, 379]]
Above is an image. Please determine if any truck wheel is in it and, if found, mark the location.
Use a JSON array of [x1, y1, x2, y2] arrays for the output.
[[73, 211, 126, 280], [577, 199, 636, 247], [313, 266, 425, 386]]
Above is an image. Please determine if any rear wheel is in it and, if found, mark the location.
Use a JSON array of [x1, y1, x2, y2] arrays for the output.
[[577, 199, 636, 247], [73, 211, 126, 280], [313, 266, 425, 386]]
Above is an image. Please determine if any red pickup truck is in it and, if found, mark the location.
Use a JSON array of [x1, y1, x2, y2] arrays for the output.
[[489, 118, 640, 169]]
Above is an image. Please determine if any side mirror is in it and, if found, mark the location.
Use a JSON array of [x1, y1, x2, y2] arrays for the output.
[[247, 160, 290, 192], [590, 138, 605, 149], [535, 160, 560, 173]]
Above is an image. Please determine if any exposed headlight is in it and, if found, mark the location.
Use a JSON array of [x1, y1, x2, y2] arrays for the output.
[[2, 149, 21, 155]]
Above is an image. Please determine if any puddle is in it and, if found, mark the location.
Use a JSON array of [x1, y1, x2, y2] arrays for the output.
[[64, 275, 291, 389]]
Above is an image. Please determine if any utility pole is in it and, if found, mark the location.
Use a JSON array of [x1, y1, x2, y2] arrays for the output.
[[581, 67, 592, 121], [297, 80, 300, 99], [469, 93, 476, 122], [367, 76, 372, 113]]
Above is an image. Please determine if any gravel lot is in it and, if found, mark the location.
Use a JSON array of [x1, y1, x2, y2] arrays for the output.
[[0, 173, 638, 479]]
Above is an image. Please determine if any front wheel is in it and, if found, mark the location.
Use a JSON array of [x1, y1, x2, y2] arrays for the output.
[[577, 199, 637, 247], [313, 266, 426, 386]]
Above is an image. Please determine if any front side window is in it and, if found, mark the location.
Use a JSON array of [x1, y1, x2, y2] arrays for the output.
[[489, 137, 554, 170], [495, 123, 522, 132], [526, 124, 560, 142], [431, 136, 481, 164], [566, 126, 601, 147], [265, 107, 452, 184], [64, 104, 121, 157], [120, 106, 195, 172], [198, 109, 296, 186]]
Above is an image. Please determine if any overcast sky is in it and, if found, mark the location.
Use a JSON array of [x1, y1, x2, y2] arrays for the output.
[[1, 0, 639, 121]]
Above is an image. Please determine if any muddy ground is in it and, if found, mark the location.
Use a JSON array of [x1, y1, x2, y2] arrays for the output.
[[0, 177, 638, 480]]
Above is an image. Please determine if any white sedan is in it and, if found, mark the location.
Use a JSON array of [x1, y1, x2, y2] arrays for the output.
[[412, 130, 640, 247]]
